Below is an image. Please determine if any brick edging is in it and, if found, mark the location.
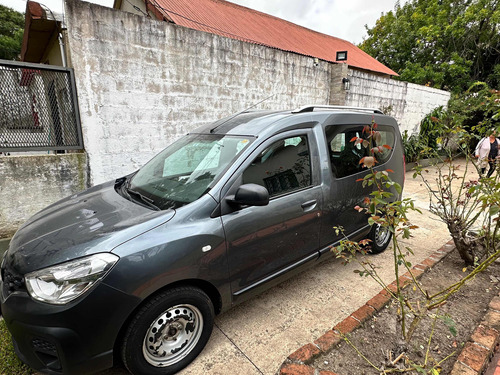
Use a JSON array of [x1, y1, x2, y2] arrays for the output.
[[449, 296, 500, 374], [279, 240, 456, 375]]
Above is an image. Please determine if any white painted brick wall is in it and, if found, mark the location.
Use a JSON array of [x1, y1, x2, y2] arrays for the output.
[[65, 0, 331, 184], [0, 153, 87, 238], [346, 70, 451, 134], [65, 1, 450, 185]]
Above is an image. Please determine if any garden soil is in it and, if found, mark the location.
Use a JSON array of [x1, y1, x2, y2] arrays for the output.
[[312, 250, 500, 374]]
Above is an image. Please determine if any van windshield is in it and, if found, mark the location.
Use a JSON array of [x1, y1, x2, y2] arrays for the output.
[[127, 134, 253, 210]]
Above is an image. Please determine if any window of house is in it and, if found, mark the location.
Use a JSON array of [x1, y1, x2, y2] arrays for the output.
[[326, 125, 395, 178], [242, 135, 311, 197]]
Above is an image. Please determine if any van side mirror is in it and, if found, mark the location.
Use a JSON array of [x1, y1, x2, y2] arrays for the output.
[[227, 183, 269, 206]]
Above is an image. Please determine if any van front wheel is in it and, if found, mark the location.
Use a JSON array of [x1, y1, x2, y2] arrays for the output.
[[121, 286, 214, 375]]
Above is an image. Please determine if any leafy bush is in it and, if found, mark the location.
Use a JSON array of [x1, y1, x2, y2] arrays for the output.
[[448, 82, 500, 148], [419, 107, 445, 149], [402, 131, 427, 163], [404, 106, 457, 163], [333, 119, 500, 373], [414, 84, 500, 156]]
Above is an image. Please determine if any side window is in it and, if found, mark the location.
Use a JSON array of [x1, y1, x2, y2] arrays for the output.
[[326, 125, 395, 178], [242, 135, 311, 197], [375, 130, 395, 164]]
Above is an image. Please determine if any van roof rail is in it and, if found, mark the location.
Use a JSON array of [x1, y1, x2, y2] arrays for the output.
[[292, 105, 384, 115]]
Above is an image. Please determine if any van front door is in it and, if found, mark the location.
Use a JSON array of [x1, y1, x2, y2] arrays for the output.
[[220, 131, 322, 303]]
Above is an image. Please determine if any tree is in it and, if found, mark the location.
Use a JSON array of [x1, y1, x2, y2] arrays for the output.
[[0, 5, 24, 60], [359, 0, 500, 93]]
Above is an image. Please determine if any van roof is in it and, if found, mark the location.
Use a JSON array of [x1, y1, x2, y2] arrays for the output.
[[192, 106, 395, 137]]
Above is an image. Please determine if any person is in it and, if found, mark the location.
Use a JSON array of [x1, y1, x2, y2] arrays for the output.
[[475, 129, 500, 177]]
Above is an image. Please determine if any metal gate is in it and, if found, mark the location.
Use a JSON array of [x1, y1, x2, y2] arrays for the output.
[[0, 60, 83, 152]]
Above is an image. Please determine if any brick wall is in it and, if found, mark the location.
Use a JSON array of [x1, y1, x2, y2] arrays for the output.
[[65, 0, 332, 185], [65, 0, 450, 185], [346, 70, 451, 134]]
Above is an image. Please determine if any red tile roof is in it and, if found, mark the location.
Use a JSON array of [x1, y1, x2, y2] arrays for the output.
[[143, 0, 397, 76]]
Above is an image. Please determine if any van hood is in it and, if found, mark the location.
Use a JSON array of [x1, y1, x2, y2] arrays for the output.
[[4, 181, 175, 275]]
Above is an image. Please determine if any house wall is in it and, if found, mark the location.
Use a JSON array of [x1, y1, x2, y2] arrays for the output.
[[0, 153, 87, 238], [65, 0, 332, 185], [64, 0, 450, 185], [345, 69, 451, 134], [44, 40, 63, 66]]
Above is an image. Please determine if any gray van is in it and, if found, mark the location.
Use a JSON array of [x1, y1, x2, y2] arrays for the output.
[[0, 105, 405, 375]]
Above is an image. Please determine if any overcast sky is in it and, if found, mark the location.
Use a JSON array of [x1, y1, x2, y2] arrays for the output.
[[1, 0, 405, 44]]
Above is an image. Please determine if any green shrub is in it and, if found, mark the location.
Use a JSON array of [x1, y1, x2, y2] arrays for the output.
[[402, 131, 427, 163], [0, 318, 33, 375], [448, 82, 500, 148]]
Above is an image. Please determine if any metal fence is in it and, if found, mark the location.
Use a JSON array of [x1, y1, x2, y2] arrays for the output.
[[0, 60, 83, 152]]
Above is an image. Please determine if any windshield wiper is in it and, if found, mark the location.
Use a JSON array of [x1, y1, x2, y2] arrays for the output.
[[125, 187, 161, 211]]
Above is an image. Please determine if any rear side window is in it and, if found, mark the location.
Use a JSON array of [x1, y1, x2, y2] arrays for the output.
[[375, 129, 395, 164], [326, 125, 395, 178], [242, 135, 311, 197]]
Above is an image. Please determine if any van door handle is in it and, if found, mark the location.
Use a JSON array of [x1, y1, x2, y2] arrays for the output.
[[301, 200, 317, 209]]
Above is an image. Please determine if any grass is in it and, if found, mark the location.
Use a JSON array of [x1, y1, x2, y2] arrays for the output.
[[0, 318, 33, 375]]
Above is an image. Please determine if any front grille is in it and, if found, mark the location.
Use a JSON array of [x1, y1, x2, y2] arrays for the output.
[[32, 337, 62, 371], [32, 338, 58, 355], [1, 262, 25, 297]]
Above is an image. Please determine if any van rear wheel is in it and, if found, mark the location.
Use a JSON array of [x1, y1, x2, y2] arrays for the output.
[[121, 286, 214, 375], [368, 223, 392, 254]]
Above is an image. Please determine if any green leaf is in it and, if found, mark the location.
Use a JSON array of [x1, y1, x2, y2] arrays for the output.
[[439, 315, 457, 337], [359, 0, 500, 93], [374, 197, 388, 205], [413, 364, 427, 374]]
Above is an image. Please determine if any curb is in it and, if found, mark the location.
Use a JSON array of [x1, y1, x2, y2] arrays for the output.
[[449, 296, 500, 375], [279, 240, 456, 375]]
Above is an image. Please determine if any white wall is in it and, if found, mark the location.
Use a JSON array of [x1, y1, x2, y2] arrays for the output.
[[65, 1, 450, 185], [346, 70, 451, 134], [0, 153, 87, 238], [65, 0, 331, 185]]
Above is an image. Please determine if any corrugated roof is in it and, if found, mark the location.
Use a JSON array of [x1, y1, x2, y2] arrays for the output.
[[143, 0, 397, 76]]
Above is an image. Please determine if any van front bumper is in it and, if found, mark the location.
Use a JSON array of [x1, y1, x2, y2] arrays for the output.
[[0, 281, 140, 375]]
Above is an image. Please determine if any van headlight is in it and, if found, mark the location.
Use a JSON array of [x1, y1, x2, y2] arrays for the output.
[[25, 253, 119, 305]]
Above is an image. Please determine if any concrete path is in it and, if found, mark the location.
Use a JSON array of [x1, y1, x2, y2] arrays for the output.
[[98, 161, 478, 375]]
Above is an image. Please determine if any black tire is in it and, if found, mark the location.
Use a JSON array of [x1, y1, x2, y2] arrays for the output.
[[367, 223, 392, 254], [121, 286, 214, 375]]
